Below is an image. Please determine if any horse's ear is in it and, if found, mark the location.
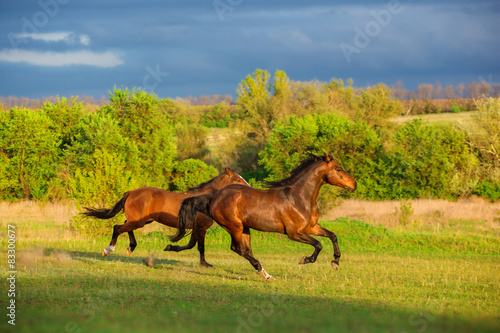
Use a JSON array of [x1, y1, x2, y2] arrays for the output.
[[224, 167, 234, 176], [328, 153, 334, 161], [325, 153, 332, 162]]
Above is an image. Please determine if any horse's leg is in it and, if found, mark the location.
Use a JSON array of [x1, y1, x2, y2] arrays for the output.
[[195, 219, 214, 267], [103, 219, 149, 257], [127, 231, 137, 255], [102, 221, 126, 257], [126, 220, 152, 255], [286, 231, 323, 265], [164, 218, 214, 267], [164, 219, 214, 267], [307, 224, 341, 270], [229, 226, 276, 282]]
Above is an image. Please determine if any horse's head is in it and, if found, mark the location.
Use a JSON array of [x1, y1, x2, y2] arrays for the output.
[[323, 154, 357, 192], [214, 167, 250, 190]]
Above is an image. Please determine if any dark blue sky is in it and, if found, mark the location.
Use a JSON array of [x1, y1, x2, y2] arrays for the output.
[[1, 0, 499, 99]]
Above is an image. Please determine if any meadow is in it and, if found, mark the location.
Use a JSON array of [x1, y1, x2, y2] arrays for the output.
[[1, 200, 499, 333]]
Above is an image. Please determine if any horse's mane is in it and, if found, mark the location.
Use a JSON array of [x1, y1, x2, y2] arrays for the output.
[[264, 154, 327, 188], [187, 176, 217, 191]]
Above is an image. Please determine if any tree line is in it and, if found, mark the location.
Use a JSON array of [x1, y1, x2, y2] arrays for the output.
[[1, 70, 499, 209]]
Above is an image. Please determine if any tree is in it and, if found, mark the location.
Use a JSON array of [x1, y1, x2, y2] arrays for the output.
[[101, 89, 177, 188], [0, 108, 60, 199], [43, 97, 84, 150], [236, 69, 272, 141]]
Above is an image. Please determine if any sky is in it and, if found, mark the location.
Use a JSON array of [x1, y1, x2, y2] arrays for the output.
[[0, 0, 499, 100]]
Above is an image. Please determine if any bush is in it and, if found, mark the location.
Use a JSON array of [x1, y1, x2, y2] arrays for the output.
[[169, 159, 218, 192], [259, 113, 385, 200], [390, 120, 478, 198], [474, 181, 500, 201], [69, 148, 141, 236], [175, 123, 210, 161], [200, 102, 233, 128], [0, 108, 60, 200]]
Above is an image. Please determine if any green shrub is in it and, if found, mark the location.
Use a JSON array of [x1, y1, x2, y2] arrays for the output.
[[259, 113, 385, 200], [390, 120, 478, 198], [450, 103, 461, 113], [200, 102, 233, 128], [169, 159, 218, 192], [474, 181, 500, 201], [101, 88, 177, 188], [175, 123, 210, 161], [0, 108, 60, 200]]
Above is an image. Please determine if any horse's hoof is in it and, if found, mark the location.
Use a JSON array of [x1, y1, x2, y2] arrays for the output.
[[331, 261, 339, 270], [256, 268, 276, 282], [102, 250, 107, 257], [299, 255, 307, 265], [200, 262, 214, 269], [126, 247, 133, 256], [164, 244, 172, 251]]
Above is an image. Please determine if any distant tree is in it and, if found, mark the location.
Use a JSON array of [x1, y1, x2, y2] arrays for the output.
[[391, 81, 410, 101], [414, 83, 434, 101], [456, 83, 465, 99], [444, 84, 456, 100], [433, 81, 442, 99], [467, 82, 492, 99]]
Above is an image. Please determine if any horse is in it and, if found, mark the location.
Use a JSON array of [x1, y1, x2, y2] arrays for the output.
[[82, 167, 249, 267], [168, 154, 357, 281]]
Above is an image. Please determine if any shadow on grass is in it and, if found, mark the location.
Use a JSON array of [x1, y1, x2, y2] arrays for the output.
[[68, 250, 182, 267], [8, 272, 499, 333]]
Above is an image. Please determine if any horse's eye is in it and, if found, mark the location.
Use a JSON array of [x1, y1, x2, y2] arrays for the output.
[[335, 167, 342, 172]]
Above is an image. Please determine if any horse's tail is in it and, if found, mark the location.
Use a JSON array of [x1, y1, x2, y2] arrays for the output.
[[82, 192, 130, 219], [170, 194, 213, 243]]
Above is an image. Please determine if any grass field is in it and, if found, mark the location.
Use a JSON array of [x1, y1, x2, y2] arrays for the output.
[[1, 201, 499, 333], [392, 111, 475, 125]]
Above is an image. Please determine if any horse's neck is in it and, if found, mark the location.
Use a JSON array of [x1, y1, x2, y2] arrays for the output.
[[290, 165, 325, 207], [191, 183, 219, 195]]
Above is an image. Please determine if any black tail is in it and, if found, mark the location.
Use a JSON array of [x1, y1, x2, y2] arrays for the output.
[[81, 192, 130, 219], [170, 194, 213, 243]]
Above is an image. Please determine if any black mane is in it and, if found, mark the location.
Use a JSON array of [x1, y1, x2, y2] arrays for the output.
[[264, 154, 327, 188]]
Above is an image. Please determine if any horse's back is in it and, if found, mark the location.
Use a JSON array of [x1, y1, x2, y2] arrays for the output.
[[211, 185, 286, 233], [124, 187, 186, 224]]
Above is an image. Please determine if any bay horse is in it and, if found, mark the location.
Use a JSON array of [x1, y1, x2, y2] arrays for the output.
[[82, 167, 249, 267], [169, 154, 356, 281]]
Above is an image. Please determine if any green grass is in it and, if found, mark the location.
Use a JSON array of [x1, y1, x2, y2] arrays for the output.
[[1, 218, 499, 333]]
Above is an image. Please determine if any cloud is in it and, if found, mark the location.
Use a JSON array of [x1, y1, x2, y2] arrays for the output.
[[14, 32, 91, 45], [0, 49, 123, 68]]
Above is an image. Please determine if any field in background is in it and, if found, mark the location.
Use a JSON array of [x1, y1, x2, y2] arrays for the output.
[[392, 111, 475, 125], [2, 198, 498, 233], [1, 200, 499, 333]]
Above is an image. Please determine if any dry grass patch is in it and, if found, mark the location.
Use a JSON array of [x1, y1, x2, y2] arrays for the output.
[[0, 200, 76, 225], [325, 198, 500, 234]]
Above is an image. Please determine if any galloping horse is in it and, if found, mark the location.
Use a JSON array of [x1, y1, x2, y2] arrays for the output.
[[169, 154, 356, 281], [82, 167, 249, 267]]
